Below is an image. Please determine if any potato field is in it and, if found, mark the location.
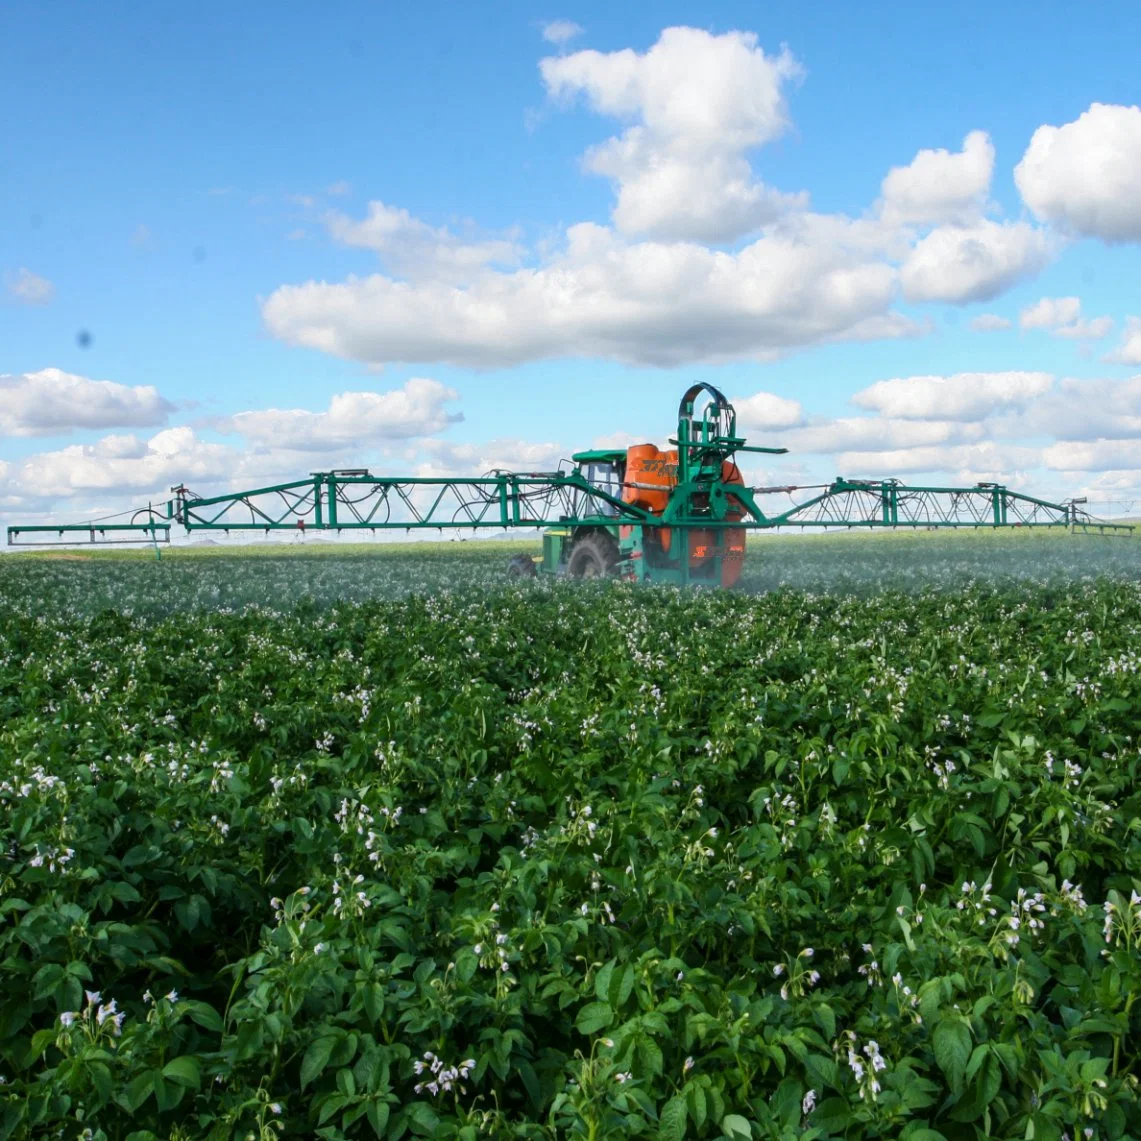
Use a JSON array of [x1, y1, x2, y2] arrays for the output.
[[1, 538, 1140, 1141]]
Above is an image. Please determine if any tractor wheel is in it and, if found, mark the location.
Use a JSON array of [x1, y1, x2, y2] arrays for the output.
[[567, 533, 617, 579], [507, 553, 537, 579]]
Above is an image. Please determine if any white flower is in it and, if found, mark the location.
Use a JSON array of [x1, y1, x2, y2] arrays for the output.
[[59, 1011, 77, 1028], [802, 1089, 817, 1116], [270, 1103, 282, 1115], [165, 989, 179, 1003], [84, 990, 102, 1006]]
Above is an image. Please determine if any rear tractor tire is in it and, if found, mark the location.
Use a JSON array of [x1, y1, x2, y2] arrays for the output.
[[566, 533, 618, 580], [507, 554, 537, 579]]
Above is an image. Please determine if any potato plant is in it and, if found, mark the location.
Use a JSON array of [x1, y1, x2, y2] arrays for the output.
[[1, 555, 1140, 1140]]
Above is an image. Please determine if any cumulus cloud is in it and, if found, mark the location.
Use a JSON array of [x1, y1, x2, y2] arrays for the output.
[[1015, 103, 1141, 242], [1019, 296, 1112, 340], [970, 313, 1012, 331], [541, 27, 805, 242], [832, 440, 1040, 479], [788, 416, 976, 455], [1043, 438, 1141, 473], [264, 218, 920, 368], [6, 268, 55, 305], [325, 202, 521, 283], [1104, 316, 1141, 365], [416, 437, 566, 477], [9, 427, 235, 499], [900, 220, 1053, 304], [734, 390, 804, 430], [880, 130, 994, 226], [1020, 296, 1081, 329], [851, 371, 1053, 421], [0, 368, 174, 437], [220, 378, 463, 450], [541, 19, 583, 45], [262, 28, 1063, 369]]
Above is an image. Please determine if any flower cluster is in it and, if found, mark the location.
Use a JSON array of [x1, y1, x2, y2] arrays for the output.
[[413, 1051, 475, 1096], [840, 1031, 888, 1102], [773, 947, 820, 1000], [59, 990, 125, 1039]]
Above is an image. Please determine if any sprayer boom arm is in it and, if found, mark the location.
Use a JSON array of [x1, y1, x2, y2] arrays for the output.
[[6, 385, 1133, 544]]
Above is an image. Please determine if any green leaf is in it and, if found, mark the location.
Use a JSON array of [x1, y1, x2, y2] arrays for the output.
[[687, 1084, 707, 1129], [932, 1018, 971, 1093], [406, 1102, 440, 1135], [595, 960, 615, 1002], [609, 963, 635, 1009], [813, 1002, 836, 1041], [659, 1096, 688, 1141], [575, 1001, 614, 1035], [366, 1101, 391, 1137], [721, 1113, 752, 1140], [301, 1035, 338, 1090], [187, 1001, 224, 1033], [118, 1071, 154, 1112], [162, 1056, 201, 1089]]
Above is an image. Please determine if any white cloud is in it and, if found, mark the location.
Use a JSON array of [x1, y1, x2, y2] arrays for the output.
[[541, 27, 804, 242], [1043, 438, 1141, 473], [541, 19, 583, 45], [6, 268, 55, 305], [264, 218, 917, 368], [733, 390, 804, 430], [1020, 296, 1081, 329], [1019, 295, 1112, 340], [851, 371, 1053, 420], [1053, 317, 1113, 340], [880, 130, 994, 226], [900, 219, 1053, 304], [1015, 103, 1141, 243], [262, 32, 1066, 369], [1006, 374, 1141, 442], [222, 379, 462, 450], [416, 437, 566, 477], [788, 416, 975, 455], [325, 201, 521, 284], [0, 368, 174, 437], [326, 180, 352, 197], [1104, 316, 1141, 365], [970, 313, 1012, 331], [9, 427, 235, 499], [833, 440, 1040, 478]]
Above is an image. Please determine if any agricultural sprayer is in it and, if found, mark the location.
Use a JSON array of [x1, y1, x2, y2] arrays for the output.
[[7, 384, 1132, 584]]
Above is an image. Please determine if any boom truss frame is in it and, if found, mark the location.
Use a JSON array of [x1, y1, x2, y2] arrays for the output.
[[7, 471, 1130, 545]]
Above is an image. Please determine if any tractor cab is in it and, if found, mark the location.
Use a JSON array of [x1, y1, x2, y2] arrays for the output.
[[571, 449, 627, 518]]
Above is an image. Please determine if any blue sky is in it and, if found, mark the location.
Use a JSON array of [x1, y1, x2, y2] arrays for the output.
[[3, 0, 1141, 532]]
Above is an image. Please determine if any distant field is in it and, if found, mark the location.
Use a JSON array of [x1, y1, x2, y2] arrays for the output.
[[2, 526, 1141, 619]]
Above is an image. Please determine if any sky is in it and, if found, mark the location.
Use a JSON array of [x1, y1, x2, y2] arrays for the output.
[[3, 0, 1141, 539]]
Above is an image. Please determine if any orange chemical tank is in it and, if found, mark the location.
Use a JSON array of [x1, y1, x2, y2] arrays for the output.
[[622, 444, 679, 553], [688, 460, 747, 587]]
